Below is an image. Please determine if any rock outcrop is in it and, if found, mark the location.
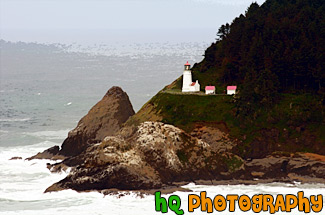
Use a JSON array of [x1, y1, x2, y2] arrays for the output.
[[26, 146, 63, 161], [245, 153, 325, 182], [46, 121, 325, 192], [59, 86, 135, 157], [45, 121, 243, 192], [46, 121, 325, 193]]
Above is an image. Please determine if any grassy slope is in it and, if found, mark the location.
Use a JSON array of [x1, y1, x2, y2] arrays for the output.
[[128, 88, 325, 157], [151, 92, 235, 131]]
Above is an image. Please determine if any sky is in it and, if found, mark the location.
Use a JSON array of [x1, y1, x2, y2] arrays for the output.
[[0, 0, 266, 43]]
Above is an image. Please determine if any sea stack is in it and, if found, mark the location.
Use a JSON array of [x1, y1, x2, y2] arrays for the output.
[[59, 86, 135, 157]]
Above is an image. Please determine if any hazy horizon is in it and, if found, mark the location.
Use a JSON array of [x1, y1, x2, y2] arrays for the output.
[[1, 0, 266, 44]]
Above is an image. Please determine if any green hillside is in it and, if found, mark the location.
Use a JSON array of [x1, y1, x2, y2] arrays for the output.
[[131, 91, 324, 157]]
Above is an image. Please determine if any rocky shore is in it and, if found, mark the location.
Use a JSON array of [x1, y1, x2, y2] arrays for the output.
[[27, 86, 325, 193]]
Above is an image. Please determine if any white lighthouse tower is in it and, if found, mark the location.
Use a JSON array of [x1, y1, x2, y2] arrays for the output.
[[182, 61, 200, 92], [182, 61, 192, 92]]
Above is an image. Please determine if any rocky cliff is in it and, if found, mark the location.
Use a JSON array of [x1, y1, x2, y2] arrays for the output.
[[28, 86, 135, 160], [60, 86, 135, 157], [45, 121, 243, 192], [46, 120, 325, 193]]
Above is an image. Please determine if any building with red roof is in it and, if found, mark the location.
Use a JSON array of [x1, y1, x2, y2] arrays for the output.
[[205, 86, 215, 94], [227, 86, 237, 95]]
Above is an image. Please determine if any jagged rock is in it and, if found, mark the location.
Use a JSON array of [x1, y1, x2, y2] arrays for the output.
[[9, 156, 22, 160], [26, 146, 63, 161], [59, 86, 135, 157], [45, 121, 325, 193], [45, 121, 243, 192], [190, 123, 235, 153]]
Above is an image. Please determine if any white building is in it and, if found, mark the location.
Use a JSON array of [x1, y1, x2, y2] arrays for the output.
[[182, 61, 200, 92], [205, 86, 215, 94], [227, 86, 237, 95]]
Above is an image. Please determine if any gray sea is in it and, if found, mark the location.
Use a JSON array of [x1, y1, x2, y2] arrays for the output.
[[0, 37, 324, 215]]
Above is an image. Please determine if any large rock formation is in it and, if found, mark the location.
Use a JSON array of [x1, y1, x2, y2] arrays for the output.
[[45, 121, 243, 192], [46, 120, 325, 193], [59, 86, 135, 157]]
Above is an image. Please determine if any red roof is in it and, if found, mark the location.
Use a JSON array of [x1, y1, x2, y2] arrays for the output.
[[185, 61, 190, 66], [205, 86, 215, 90], [227, 86, 237, 90], [190, 82, 196, 86]]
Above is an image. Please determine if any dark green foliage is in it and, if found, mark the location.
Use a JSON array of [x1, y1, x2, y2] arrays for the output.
[[217, 23, 230, 41], [236, 68, 280, 117], [193, 0, 325, 94]]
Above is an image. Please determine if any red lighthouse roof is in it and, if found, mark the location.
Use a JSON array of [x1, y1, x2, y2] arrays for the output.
[[185, 61, 190, 66]]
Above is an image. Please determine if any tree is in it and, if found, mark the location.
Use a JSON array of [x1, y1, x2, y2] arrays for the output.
[[236, 69, 280, 117], [217, 23, 230, 41]]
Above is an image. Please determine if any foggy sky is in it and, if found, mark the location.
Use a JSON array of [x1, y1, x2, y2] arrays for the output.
[[0, 0, 266, 43]]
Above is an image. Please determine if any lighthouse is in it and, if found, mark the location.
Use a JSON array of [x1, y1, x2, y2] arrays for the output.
[[182, 61, 200, 92]]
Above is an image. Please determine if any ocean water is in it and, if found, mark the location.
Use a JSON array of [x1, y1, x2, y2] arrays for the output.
[[0, 39, 324, 215]]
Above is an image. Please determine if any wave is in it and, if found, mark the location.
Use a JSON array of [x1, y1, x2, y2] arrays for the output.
[[23, 129, 70, 140], [0, 179, 324, 215], [0, 118, 31, 122], [0, 140, 58, 158]]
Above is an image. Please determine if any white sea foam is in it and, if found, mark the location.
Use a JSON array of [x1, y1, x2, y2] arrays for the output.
[[0, 141, 56, 157], [0, 130, 9, 133], [23, 130, 70, 140], [0, 118, 31, 122]]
